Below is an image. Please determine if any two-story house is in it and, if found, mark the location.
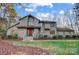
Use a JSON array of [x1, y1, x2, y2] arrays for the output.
[[7, 15, 56, 40]]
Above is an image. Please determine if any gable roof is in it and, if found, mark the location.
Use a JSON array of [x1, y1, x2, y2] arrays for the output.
[[8, 14, 56, 29], [8, 22, 20, 29], [19, 14, 40, 21]]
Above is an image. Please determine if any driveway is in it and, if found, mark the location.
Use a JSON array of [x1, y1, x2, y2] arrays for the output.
[[0, 40, 50, 55]]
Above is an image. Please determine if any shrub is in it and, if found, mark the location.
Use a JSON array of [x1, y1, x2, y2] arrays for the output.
[[7, 34, 18, 39], [77, 35, 79, 38], [52, 35, 64, 39], [72, 35, 77, 39], [57, 35, 64, 39], [38, 34, 44, 39], [44, 35, 48, 38], [0, 30, 6, 39], [13, 34, 18, 39], [52, 35, 57, 39], [7, 35, 12, 39], [65, 35, 72, 39]]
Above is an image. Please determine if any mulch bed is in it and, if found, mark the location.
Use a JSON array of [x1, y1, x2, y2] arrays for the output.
[[0, 40, 50, 55]]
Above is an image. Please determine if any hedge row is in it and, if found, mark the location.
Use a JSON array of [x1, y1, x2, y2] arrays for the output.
[[1, 34, 79, 40], [52, 35, 79, 39]]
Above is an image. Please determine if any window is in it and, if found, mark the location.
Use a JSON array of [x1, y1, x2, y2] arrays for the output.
[[27, 19, 32, 26], [50, 24, 56, 27], [28, 21, 32, 25], [27, 17, 33, 26], [42, 23, 45, 28]]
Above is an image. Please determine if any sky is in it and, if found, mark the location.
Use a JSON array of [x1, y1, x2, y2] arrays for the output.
[[15, 3, 74, 17], [0, 3, 75, 28], [14, 3, 75, 28], [14, 3, 75, 27]]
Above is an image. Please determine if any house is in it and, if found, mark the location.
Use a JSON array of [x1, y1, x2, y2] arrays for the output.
[[7, 15, 74, 40], [7, 15, 57, 40]]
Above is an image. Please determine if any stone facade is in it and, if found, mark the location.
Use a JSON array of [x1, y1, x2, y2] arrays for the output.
[[7, 15, 74, 40], [7, 15, 56, 40]]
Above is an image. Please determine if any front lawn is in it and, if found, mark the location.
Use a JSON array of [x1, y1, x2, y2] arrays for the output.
[[12, 40, 79, 55]]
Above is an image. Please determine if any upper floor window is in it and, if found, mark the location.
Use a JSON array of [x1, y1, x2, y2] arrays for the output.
[[50, 23, 56, 27], [42, 23, 45, 27], [28, 21, 32, 26], [27, 17, 33, 26]]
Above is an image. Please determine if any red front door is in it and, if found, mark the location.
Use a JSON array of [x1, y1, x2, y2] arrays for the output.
[[27, 29, 33, 36]]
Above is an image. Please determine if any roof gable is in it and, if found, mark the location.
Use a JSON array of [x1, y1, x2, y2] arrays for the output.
[[8, 15, 56, 29], [19, 14, 40, 21]]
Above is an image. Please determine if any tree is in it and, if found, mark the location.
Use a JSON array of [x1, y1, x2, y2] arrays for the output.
[[0, 3, 17, 17], [0, 3, 19, 38]]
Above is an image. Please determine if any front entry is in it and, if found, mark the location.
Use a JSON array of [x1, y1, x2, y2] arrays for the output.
[[27, 28, 34, 36]]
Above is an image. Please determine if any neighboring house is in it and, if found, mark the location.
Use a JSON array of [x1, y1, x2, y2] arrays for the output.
[[56, 27, 74, 37], [7, 15, 56, 40]]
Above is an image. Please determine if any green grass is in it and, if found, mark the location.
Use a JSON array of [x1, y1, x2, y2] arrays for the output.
[[13, 40, 79, 55]]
